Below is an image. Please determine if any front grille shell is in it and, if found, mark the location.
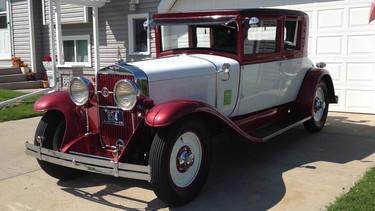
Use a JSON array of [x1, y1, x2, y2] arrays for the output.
[[96, 64, 148, 147]]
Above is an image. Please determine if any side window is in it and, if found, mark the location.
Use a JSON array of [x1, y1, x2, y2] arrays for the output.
[[284, 20, 300, 51], [195, 27, 211, 48], [62, 35, 91, 65], [244, 20, 278, 54], [128, 13, 150, 55]]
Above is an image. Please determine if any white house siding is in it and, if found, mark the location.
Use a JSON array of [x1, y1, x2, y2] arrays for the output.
[[167, 0, 375, 114], [60, 3, 87, 23], [98, 0, 160, 67], [10, 0, 31, 65]]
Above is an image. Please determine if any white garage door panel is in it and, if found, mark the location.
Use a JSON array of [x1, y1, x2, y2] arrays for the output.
[[349, 7, 372, 27], [169, 0, 375, 114], [346, 90, 374, 111], [316, 36, 343, 55], [326, 63, 342, 81], [347, 63, 374, 82], [348, 35, 375, 54], [318, 9, 344, 28]]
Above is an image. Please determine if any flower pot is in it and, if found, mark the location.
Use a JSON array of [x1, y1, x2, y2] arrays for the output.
[[12, 62, 20, 68], [42, 61, 52, 71], [41, 80, 50, 88], [20, 67, 29, 74]]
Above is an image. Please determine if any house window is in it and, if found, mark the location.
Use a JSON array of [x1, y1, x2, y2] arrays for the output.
[[62, 35, 91, 66], [128, 13, 150, 55]]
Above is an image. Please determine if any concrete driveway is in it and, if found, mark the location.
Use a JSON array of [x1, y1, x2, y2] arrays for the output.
[[0, 112, 374, 211]]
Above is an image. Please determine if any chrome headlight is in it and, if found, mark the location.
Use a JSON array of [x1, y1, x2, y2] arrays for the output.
[[69, 77, 93, 106], [113, 79, 139, 111]]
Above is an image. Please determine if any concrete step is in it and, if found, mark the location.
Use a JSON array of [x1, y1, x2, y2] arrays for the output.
[[0, 81, 42, 90], [0, 67, 21, 76], [0, 59, 12, 67], [0, 74, 27, 83]]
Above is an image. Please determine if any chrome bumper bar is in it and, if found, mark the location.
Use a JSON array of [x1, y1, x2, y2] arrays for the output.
[[25, 142, 150, 181]]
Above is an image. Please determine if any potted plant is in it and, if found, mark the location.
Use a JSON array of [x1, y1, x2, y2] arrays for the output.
[[41, 73, 49, 88], [42, 55, 52, 71], [12, 56, 22, 67], [20, 63, 29, 74]]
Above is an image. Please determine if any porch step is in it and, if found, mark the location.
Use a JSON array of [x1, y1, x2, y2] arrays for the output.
[[0, 74, 27, 83], [0, 67, 21, 75], [0, 66, 43, 90], [0, 81, 42, 90]]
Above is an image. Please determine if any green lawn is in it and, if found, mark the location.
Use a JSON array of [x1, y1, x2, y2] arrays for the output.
[[327, 167, 375, 210], [0, 89, 45, 122]]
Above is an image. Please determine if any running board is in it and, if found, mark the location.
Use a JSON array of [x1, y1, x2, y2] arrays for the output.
[[250, 116, 310, 141]]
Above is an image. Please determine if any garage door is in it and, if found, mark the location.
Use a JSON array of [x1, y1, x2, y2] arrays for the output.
[[164, 0, 375, 114]]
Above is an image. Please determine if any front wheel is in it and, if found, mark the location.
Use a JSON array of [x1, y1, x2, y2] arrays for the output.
[[35, 112, 85, 180], [149, 119, 210, 205], [303, 81, 329, 132]]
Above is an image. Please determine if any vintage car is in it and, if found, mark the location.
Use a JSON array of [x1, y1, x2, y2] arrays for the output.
[[25, 8, 337, 205]]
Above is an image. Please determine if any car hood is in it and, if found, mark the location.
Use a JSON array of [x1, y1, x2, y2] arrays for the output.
[[129, 54, 236, 82]]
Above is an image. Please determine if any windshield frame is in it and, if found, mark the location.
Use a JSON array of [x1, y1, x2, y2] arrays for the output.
[[152, 12, 242, 60]]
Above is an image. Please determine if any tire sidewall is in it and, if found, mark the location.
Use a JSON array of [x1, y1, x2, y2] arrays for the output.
[[150, 118, 211, 205], [313, 82, 329, 128], [304, 81, 329, 132]]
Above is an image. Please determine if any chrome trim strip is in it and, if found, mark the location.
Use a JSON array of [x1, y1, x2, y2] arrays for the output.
[[25, 142, 150, 181], [97, 64, 149, 97]]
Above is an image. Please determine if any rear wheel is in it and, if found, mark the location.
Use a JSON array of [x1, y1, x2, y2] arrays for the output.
[[149, 119, 210, 205], [35, 112, 85, 180], [303, 81, 329, 132]]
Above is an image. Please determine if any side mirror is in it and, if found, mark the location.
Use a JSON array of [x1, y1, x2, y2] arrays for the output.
[[249, 17, 260, 28], [316, 62, 326, 68]]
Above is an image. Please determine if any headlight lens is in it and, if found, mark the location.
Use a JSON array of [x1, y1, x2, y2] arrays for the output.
[[69, 77, 92, 106], [113, 80, 139, 111]]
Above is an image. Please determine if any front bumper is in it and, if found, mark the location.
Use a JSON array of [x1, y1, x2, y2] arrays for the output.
[[25, 142, 150, 181]]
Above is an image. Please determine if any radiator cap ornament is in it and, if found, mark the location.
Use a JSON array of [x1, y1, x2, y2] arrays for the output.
[[102, 87, 109, 98]]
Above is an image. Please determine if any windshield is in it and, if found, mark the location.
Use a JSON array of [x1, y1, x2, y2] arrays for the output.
[[153, 17, 238, 54]]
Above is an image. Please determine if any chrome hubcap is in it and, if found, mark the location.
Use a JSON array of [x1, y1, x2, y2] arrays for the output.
[[177, 146, 195, 173], [170, 132, 202, 188], [313, 87, 326, 122]]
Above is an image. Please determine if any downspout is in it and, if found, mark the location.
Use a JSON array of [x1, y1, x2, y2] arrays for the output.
[[48, 0, 57, 89], [93, 7, 100, 73], [55, 3, 63, 66], [7, 0, 14, 57], [27, 0, 36, 74]]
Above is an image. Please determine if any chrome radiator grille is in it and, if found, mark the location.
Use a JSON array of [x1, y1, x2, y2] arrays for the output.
[[97, 74, 135, 144]]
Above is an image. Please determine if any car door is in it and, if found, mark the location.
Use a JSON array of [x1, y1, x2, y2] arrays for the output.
[[279, 17, 309, 105], [237, 16, 284, 115]]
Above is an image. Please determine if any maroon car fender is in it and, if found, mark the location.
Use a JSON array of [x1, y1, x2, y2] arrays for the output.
[[145, 99, 218, 127], [296, 68, 336, 117], [144, 99, 262, 142], [33, 91, 90, 145]]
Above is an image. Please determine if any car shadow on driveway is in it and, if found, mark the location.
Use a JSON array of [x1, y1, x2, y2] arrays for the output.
[[56, 113, 375, 210]]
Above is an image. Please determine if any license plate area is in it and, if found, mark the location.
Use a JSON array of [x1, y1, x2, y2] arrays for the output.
[[102, 109, 124, 126]]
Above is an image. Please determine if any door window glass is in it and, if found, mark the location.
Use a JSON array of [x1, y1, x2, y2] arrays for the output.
[[244, 20, 278, 54]]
